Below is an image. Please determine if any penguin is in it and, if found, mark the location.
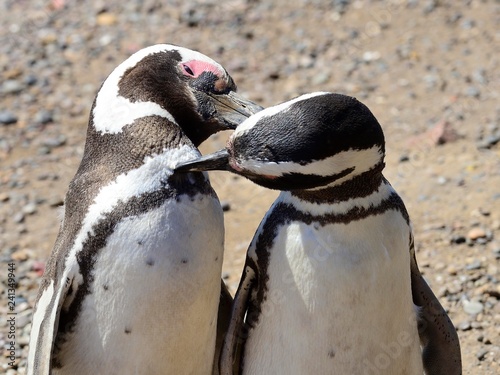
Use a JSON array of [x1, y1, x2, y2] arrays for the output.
[[27, 44, 262, 375], [175, 92, 462, 375]]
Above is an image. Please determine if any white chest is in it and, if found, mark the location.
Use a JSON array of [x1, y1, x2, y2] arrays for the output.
[[56, 194, 224, 374], [244, 210, 423, 375]]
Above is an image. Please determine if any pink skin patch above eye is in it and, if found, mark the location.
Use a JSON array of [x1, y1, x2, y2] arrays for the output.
[[181, 60, 224, 78]]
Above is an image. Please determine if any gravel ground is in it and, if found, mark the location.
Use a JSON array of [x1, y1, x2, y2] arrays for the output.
[[1, 0, 499, 374]]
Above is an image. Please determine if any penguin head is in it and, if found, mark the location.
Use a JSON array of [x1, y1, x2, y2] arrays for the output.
[[175, 92, 386, 192], [91, 44, 262, 146]]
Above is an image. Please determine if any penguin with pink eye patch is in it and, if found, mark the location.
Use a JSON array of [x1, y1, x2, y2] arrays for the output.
[[27, 44, 262, 375]]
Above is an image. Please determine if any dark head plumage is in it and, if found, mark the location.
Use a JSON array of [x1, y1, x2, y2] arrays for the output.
[[175, 92, 385, 192]]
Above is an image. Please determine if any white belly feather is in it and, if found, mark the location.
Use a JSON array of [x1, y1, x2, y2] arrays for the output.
[[243, 210, 423, 375], [55, 194, 224, 375]]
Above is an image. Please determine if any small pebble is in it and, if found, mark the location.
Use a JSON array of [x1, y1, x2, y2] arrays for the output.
[[447, 12, 462, 24], [332, 0, 351, 14], [221, 201, 231, 212], [476, 348, 489, 361], [22, 202, 37, 215], [96, 12, 118, 26], [37, 172, 59, 181], [11, 249, 30, 261], [468, 227, 487, 241], [48, 196, 64, 207], [475, 237, 489, 245], [16, 311, 32, 329], [362, 51, 380, 62], [312, 72, 330, 86], [478, 208, 490, 216], [461, 19, 476, 30], [436, 176, 447, 185], [423, 0, 437, 14], [17, 301, 30, 313], [492, 247, 500, 260], [450, 235, 466, 244], [465, 260, 482, 271], [477, 134, 500, 149], [399, 154, 410, 162], [0, 110, 18, 125], [1, 79, 24, 94], [38, 146, 51, 155], [447, 265, 458, 276], [24, 74, 38, 86], [463, 300, 484, 315], [465, 86, 480, 98], [99, 34, 114, 46], [472, 68, 488, 85], [180, 7, 203, 27], [42, 135, 67, 148], [470, 321, 483, 329], [34, 109, 54, 124], [13, 212, 25, 224], [458, 321, 472, 331]]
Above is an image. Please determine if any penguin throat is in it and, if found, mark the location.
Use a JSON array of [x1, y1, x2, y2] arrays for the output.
[[291, 162, 385, 204]]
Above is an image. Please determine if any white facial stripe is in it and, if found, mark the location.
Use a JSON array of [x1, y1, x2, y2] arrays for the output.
[[93, 96, 177, 134], [92, 44, 226, 134], [65, 144, 202, 273], [93, 44, 176, 134], [236, 145, 383, 179], [233, 92, 330, 136]]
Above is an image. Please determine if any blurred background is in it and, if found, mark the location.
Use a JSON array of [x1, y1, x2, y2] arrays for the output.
[[0, 0, 499, 373]]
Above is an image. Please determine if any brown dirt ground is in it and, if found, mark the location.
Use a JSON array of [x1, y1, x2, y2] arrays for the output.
[[0, 0, 499, 373]]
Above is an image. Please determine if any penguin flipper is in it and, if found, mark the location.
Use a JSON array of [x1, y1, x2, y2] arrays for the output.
[[220, 262, 256, 375], [409, 237, 462, 375], [213, 280, 234, 375], [27, 263, 76, 375]]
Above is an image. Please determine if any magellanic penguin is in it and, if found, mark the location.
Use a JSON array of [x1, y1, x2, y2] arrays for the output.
[[175, 92, 462, 375], [27, 44, 262, 375]]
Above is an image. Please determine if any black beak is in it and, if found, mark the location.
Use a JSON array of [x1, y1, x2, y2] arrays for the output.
[[175, 149, 230, 172], [209, 91, 263, 129]]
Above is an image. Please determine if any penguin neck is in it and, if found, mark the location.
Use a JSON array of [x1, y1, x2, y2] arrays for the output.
[[70, 114, 196, 210], [290, 161, 385, 205], [85, 113, 191, 165], [281, 172, 402, 222]]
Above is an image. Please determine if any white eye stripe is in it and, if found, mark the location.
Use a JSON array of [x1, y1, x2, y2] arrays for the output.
[[236, 145, 383, 180], [233, 92, 330, 137], [92, 44, 226, 134], [93, 97, 177, 134]]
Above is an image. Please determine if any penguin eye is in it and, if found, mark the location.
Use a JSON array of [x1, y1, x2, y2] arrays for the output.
[[182, 64, 195, 76]]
